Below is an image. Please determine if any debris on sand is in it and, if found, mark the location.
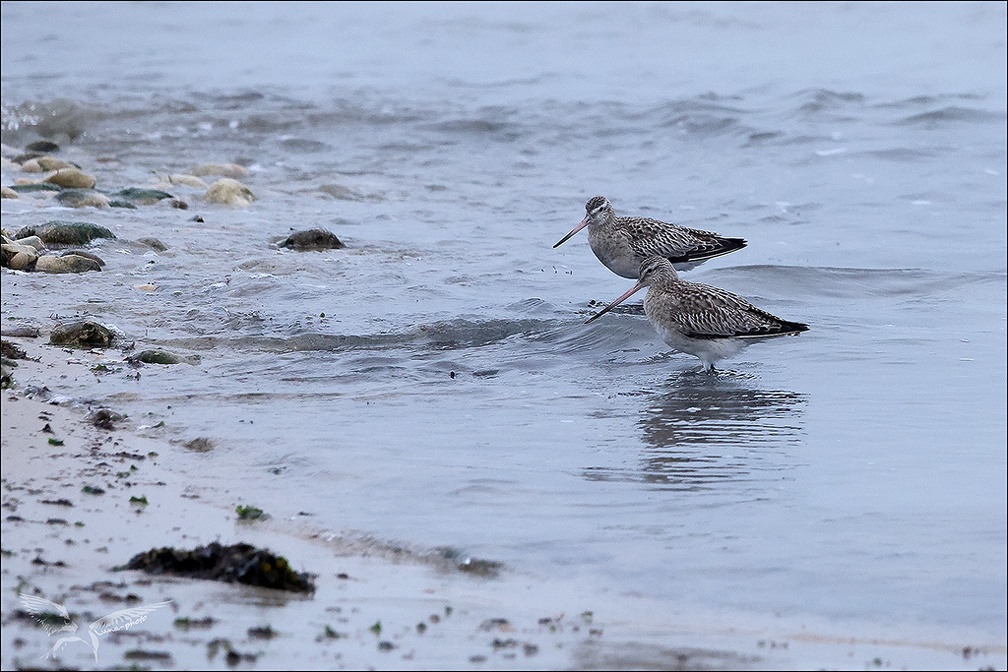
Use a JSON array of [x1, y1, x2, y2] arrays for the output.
[[120, 542, 316, 593]]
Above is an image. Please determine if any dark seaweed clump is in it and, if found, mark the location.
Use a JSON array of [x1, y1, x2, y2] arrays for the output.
[[121, 542, 315, 593]]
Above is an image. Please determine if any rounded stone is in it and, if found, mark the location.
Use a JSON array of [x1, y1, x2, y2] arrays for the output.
[[34, 254, 103, 273], [204, 178, 256, 207], [49, 320, 116, 348], [45, 168, 97, 189], [280, 228, 345, 250]]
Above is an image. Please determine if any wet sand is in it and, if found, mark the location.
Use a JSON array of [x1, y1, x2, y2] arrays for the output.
[[3, 333, 1004, 671]]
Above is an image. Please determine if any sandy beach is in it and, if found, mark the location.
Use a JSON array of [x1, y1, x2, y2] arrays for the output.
[[0, 330, 1002, 671], [0, 331, 748, 671]]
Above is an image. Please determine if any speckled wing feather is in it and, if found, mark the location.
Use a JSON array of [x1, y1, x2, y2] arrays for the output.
[[623, 218, 745, 263], [662, 281, 806, 339]]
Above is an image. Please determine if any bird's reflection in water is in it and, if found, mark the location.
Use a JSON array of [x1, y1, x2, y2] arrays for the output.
[[584, 368, 807, 491]]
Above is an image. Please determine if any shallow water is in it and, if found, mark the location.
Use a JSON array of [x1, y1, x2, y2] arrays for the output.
[[2, 0, 1006, 651]]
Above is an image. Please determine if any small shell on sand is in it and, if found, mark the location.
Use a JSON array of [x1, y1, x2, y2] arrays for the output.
[[191, 163, 249, 179], [204, 178, 256, 207], [45, 168, 97, 189]]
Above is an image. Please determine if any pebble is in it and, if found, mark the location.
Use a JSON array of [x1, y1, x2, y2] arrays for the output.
[[34, 253, 103, 273], [1, 233, 45, 270], [111, 187, 175, 205], [56, 189, 111, 208], [44, 168, 97, 189], [9, 182, 60, 193], [204, 178, 256, 207], [191, 162, 249, 178], [136, 237, 168, 252], [15, 221, 116, 245], [1, 242, 40, 270], [280, 228, 345, 250], [11, 235, 47, 252], [60, 249, 105, 267], [24, 140, 60, 153], [49, 320, 116, 348], [129, 349, 199, 365], [21, 156, 79, 172], [161, 174, 207, 189]]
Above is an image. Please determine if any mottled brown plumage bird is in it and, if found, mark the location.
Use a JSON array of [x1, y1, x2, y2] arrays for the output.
[[586, 256, 809, 371], [554, 196, 746, 278]]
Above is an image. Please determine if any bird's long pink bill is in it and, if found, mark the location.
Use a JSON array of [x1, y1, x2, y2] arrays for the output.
[[584, 282, 645, 324], [552, 215, 589, 248]]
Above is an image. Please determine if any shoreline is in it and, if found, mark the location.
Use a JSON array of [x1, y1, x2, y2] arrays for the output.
[[2, 330, 1006, 671], [0, 332, 609, 670]]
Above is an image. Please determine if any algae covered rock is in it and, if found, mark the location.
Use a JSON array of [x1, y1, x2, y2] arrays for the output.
[[129, 349, 199, 365], [24, 140, 61, 153], [16, 220, 116, 245], [279, 228, 345, 250], [56, 189, 111, 208], [49, 320, 116, 348], [111, 187, 176, 205], [2, 232, 105, 272], [8, 183, 61, 194]]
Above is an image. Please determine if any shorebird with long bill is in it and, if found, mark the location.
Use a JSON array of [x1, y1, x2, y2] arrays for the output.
[[554, 196, 747, 278], [585, 256, 809, 371]]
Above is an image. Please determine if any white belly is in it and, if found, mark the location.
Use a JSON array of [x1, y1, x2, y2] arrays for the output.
[[646, 307, 748, 369]]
